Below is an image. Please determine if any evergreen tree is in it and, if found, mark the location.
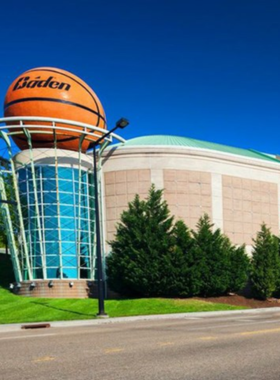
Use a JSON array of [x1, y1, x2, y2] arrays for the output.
[[191, 214, 231, 297], [274, 235, 280, 297], [250, 224, 280, 299], [227, 243, 250, 294], [164, 220, 195, 297], [106, 185, 174, 297]]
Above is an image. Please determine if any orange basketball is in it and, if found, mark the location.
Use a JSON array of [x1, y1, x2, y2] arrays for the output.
[[4, 67, 107, 152]]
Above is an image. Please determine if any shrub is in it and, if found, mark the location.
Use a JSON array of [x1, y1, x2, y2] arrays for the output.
[[165, 220, 195, 297], [250, 224, 280, 299], [227, 243, 250, 294], [106, 185, 174, 297], [191, 215, 231, 297]]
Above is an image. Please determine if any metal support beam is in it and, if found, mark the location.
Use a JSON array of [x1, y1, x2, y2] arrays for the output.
[[23, 126, 45, 279], [0, 130, 32, 280], [0, 175, 22, 282]]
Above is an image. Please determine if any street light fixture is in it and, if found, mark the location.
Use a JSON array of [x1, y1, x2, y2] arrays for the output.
[[115, 118, 129, 129], [92, 118, 129, 317]]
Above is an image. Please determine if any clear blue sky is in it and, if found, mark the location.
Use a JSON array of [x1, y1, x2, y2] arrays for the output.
[[0, 0, 279, 153]]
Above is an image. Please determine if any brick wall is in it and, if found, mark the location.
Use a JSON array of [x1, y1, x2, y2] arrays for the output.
[[14, 280, 90, 298]]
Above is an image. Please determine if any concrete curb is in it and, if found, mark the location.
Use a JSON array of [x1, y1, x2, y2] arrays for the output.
[[1, 307, 280, 333]]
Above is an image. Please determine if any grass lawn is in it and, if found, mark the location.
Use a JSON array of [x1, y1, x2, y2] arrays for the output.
[[0, 286, 246, 325]]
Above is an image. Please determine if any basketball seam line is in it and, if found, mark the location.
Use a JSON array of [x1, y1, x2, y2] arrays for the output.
[[4, 97, 106, 122], [24, 68, 102, 126]]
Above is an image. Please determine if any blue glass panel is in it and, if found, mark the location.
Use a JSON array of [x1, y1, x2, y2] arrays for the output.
[[73, 170, 80, 181], [62, 256, 77, 268], [61, 242, 76, 255], [82, 171, 88, 182], [28, 206, 37, 218], [45, 242, 59, 254], [60, 192, 74, 204], [43, 179, 56, 191], [28, 191, 42, 204], [44, 229, 59, 241], [76, 207, 89, 219], [26, 168, 32, 179], [29, 193, 34, 204], [18, 169, 26, 181], [60, 205, 75, 217], [44, 204, 58, 216], [44, 217, 58, 229], [43, 192, 57, 203], [60, 219, 76, 231], [58, 180, 73, 192], [29, 227, 40, 241], [27, 179, 41, 191], [20, 196, 28, 208], [80, 255, 89, 267], [29, 218, 37, 230], [75, 179, 87, 189], [80, 232, 89, 243], [75, 194, 88, 205], [46, 255, 59, 267], [58, 167, 73, 180], [32, 242, 42, 256], [34, 268, 44, 279], [47, 268, 59, 279], [60, 230, 76, 242], [33, 254, 42, 268], [62, 268, 77, 278], [60, 214, 75, 226], [81, 219, 89, 230], [19, 181, 27, 193], [80, 207, 89, 219], [74, 181, 82, 193], [42, 166, 55, 178]]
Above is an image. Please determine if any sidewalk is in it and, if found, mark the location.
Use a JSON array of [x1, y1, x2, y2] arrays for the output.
[[1, 307, 280, 333]]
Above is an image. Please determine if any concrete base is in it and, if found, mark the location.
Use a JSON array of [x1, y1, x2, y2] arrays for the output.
[[12, 280, 91, 298], [10, 280, 120, 299]]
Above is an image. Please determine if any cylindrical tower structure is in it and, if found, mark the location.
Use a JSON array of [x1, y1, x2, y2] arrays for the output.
[[14, 148, 94, 281]]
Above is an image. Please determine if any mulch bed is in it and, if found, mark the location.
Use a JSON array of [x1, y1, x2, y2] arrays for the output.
[[195, 294, 280, 309]]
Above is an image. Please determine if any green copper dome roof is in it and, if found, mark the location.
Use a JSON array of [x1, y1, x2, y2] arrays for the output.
[[116, 135, 280, 164]]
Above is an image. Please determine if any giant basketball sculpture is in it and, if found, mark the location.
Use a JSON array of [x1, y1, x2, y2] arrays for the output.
[[4, 67, 107, 152]]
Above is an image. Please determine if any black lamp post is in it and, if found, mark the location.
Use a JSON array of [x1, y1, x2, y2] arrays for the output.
[[92, 118, 129, 316]]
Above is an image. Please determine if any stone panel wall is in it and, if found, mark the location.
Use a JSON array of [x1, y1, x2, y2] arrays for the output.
[[104, 169, 151, 242], [163, 170, 212, 229], [222, 176, 279, 245]]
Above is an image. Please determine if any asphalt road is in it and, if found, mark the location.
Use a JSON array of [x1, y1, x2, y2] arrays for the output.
[[1, 310, 280, 380]]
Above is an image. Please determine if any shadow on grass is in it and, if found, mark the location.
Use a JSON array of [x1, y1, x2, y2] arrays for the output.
[[30, 301, 96, 318]]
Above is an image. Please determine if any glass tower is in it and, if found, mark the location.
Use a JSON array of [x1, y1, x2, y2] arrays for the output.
[[17, 164, 95, 280], [0, 142, 99, 283]]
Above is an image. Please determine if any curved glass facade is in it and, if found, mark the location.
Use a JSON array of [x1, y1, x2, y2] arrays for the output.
[[17, 165, 95, 280]]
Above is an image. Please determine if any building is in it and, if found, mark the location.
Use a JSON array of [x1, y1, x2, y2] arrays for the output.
[[1, 127, 280, 298]]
